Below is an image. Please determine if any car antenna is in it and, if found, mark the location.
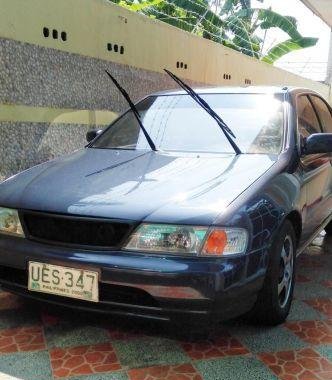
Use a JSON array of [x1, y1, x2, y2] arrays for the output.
[[164, 69, 241, 155], [105, 70, 157, 152]]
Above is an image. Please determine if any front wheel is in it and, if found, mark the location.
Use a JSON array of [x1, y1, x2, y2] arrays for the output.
[[247, 220, 296, 325]]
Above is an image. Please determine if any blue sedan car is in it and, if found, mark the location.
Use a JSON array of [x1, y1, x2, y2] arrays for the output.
[[0, 81, 331, 326]]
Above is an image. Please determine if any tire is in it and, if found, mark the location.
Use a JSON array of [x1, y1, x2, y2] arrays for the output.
[[247, 220, 296, 326], [325, 221, 332, 236]]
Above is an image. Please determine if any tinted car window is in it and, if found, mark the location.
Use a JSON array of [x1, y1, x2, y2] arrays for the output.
[[310, 96, 332, 133], [297, 95, 322, 138], [96, 111, 141, 149], [93, 93, 284, 154]]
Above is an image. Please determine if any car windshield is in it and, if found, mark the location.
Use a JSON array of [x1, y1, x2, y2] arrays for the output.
[[91, 93, 284, 154]]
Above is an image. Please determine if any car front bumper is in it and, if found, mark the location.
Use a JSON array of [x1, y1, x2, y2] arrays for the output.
[[0, 234, 268, 323]]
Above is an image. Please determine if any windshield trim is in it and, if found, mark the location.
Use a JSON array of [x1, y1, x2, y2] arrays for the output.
[[88, 146, 281, 157]]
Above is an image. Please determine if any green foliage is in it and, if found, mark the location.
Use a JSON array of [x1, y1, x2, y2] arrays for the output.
[[262, 37, 319, 64], [118, 0, 164, 11], [110, 0, 318, 63], [256, 8, 301, 39]]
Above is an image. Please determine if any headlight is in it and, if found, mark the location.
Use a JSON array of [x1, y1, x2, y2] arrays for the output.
[[0, 208, 24, 237], [123, 223, 248, 256], [124, 224, 208, 254]]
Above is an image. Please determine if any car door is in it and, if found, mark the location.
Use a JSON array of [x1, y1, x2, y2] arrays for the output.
[[296, 94, 331, 243], [309, 94, 332, 222]]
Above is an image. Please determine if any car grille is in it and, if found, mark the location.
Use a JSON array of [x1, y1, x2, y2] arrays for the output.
[[22, 212, 135, 248]]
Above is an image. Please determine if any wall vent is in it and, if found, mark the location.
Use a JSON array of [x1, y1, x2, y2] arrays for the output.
[[176, 61, 188, 69], [223, 73, 231, 80], [42, 27, 67, 42], [245, 78, 252, 85], [43, 27, 49, 38], [107, 43, 125, 54]]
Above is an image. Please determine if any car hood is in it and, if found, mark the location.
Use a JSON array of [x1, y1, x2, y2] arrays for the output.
[[0, 149, 277, 225]]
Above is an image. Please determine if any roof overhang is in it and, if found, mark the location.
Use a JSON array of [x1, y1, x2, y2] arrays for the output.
[[301, 0, 332, 27]]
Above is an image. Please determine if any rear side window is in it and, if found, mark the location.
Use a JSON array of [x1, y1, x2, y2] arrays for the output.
[[297, 95, 322, 138], [310, 95, 332, 133]]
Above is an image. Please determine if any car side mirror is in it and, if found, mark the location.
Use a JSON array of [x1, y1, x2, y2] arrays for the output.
[[86, 129, 103, 143], [302, 133, 332, 155]]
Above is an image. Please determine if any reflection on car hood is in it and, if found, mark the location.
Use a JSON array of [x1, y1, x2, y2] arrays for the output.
[[0, 149, 277, 224]]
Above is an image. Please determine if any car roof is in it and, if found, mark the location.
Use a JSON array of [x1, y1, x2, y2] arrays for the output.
[[151, 86, 314, 96]]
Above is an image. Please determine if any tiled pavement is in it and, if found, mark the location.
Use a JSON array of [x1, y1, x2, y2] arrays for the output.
[[0, 233, 331, 380]]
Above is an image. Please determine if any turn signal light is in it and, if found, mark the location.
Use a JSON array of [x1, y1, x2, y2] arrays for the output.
[[201, 228, 248, 256]]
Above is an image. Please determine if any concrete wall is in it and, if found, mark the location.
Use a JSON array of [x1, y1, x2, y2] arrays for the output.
[[0, 0, 331, 180]]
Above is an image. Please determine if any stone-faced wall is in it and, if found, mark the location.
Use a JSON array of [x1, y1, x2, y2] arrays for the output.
[[0, 38, 185, 180], [0, 39, 180, 112], [0, 121, 99, 180]]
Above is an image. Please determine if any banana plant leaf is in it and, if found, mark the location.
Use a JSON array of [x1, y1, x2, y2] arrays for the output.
[[224, 14, 256, 56], [221, 0, 262, 13], [158, 16, 198, 31], [257, 9, 301, 40], [231, 8, 302, 40], [166, 0, 224, 29], [260, 15, 297, 31], [221, 0, 238, 14], [119, 0, 163, 11], [222, 38, 241, 51], [262, 37, 318, 64]]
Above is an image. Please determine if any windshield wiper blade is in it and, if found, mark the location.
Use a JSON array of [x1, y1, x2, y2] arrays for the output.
[[105, 70, 157, 151], [164, 69, 241, 155]]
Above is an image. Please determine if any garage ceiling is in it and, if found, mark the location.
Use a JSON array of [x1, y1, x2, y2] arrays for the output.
[[301, 0, 332, 27]]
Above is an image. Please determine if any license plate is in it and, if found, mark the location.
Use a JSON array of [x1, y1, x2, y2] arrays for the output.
[[28, 262, 99, 302]]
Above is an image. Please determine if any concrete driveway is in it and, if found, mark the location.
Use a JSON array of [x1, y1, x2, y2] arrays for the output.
[[0, 234, 331, 380]]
